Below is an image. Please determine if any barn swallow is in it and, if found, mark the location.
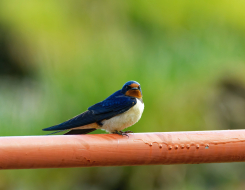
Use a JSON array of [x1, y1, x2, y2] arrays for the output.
[[42, 81, 144, 135]]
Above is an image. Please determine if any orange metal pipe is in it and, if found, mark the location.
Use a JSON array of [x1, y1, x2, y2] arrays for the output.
[[1, 130, 245, 169]]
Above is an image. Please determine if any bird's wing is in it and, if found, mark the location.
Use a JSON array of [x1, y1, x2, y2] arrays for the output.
[[64, 128, 97, 135], [42, 96, 136, 131]]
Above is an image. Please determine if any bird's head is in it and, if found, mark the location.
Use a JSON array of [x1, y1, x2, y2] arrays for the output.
[[121, 81, 142, 99]]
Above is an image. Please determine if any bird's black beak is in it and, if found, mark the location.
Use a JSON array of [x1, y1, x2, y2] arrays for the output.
[[131, 87, 138, 90]]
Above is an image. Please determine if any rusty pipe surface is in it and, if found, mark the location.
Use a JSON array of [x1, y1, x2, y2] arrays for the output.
[[1, 130, 245, 169]]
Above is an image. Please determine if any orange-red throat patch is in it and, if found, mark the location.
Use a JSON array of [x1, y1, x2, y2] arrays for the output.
[[125, 89, 142, 99]]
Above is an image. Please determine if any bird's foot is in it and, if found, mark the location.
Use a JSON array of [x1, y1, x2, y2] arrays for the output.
[[123, 130, 133, 133], [112, 130, 131, 137], [112, 130, 121, 135]]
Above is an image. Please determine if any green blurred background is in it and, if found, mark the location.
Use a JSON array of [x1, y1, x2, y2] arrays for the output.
[[1, 0, 245, 189]]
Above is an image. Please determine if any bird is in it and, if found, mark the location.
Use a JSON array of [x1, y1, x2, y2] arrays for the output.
[[42, 81, 144, 135]]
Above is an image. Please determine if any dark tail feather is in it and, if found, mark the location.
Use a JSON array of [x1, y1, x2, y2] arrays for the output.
[[64, 128, 96, 135], [46, 130, 68, 135]]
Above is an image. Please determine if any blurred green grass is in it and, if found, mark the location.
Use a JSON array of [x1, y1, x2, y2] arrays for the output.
[[1, 1, 245, 190]]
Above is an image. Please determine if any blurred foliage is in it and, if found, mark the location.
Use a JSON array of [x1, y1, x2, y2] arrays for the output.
[[1, 0, 245, 190]]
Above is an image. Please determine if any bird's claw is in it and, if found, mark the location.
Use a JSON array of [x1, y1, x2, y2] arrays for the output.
[[123, 130, 133, 133], [113, 130, 133, 137]]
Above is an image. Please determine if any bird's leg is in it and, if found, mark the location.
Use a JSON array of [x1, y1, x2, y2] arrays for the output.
[[112, 130, 129, 137], [112, 130, 121, 135], [123, 130, 133, 133], [119, 130, 131, 137]]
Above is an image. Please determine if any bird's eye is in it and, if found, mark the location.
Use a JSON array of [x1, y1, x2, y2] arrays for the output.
[[138, 86, 141, 89], [126, 86, 130, 90]]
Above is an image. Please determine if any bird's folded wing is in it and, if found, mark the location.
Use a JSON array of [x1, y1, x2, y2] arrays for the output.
[[42, 96, 136, 131]]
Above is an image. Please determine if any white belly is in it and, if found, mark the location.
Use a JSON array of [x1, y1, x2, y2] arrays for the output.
[[101, 99, 144, 133]]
